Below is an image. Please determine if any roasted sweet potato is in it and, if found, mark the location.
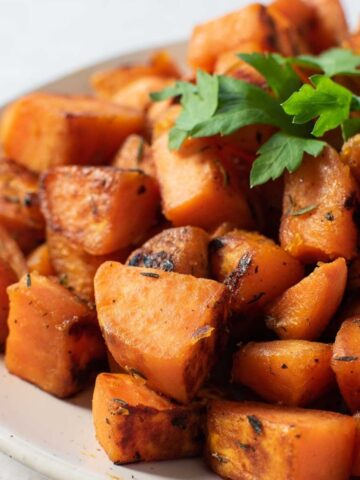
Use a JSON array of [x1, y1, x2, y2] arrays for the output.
[[332, 317, 360, 413], [27, 243, 55, 276], [353, 413, 360, 477], [111, 76, 176, 112], [0, 258, 17, 345], [188, 4, 286, 72], [280, 147, 358, 263], [47, 229, 130, 301], [127, 226, 209, 277], [5, 273, 106, 397], [265, 258, 347, 340], [94, 262, 228, 403], [210, 230, 304, 314], [341, 133, 360, 183], [91, 50, 180, 100], [112, 134, 156, 178], [343, 29, 360, 54], [0, 225, 27, 278], [40, 166, 160, 255], [93, 373, 203, 464], [303, 0, 348, 53], [0, 158, 45, 252], [151, 104, 181, 140], [0, 93, 144, 172], [232, 340, 335, 406], [206, 400, 356, 480], [153, 134, 255, 230]]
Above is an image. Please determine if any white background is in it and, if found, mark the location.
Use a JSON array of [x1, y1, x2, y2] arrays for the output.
[[0, 0, 358, 478]]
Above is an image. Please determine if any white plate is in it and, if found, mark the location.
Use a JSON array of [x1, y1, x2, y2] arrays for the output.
[[0, 40, 217, 480]]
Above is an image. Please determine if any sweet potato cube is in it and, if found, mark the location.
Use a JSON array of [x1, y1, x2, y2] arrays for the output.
[[94, 262, 228, 403], [0, 225, 27, 278], [210, 230, 304, 313], [232, 340, 335, 407], [332, 317, 360, 412], [5, 273, 106, 397], [126, 226, 210, 277], [187, 4, 278, 72], [341, 133, 360, 183], [153, 134, 254, 230], [93, 373, 203, 464], [206, 400, 355, 480], [0, 93, 144, 172], [47, 229, 130, 301], [265, 258, 347, 340], [91, 50, 180, 100], [303, 0, 348, 53], [40, 166, 160, 255], [280, 147, 358, 263], [112, 134, 156, 178], [0, 258, 17, 345], [27, 243, 55, 277], [0, 158, 45, 252], [352, 413, 360, 477]]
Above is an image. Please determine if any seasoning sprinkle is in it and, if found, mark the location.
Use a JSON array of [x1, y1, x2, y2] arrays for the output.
[[211, 452, 229, 464], [247, 415, 263, 435], [289, 204, 318, 216], [140, 271, 160, 279], [247, 291, 265, 304], [235, 440, 255, 452], [136, 138, 145, 163], [26, 273, 32, 288], [333, 355, 359, 362]]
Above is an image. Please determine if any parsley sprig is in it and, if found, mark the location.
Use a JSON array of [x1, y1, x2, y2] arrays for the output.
[[151, 49, 360, 187]]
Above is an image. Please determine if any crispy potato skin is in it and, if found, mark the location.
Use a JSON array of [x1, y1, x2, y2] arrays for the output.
[[47, 229, 130, 302], [112, 134, 156, 178], [40, 166, 160, 255], [206, 400, 355, 480], [93, 373, 203, 464], [153, 134, 255, 231], [0, 225, 27, 278], [127, 226, 210, 278], [341, 133, 360, 183], [0, 158, 45, 252], [0, 93, 144, 172], [232, 340, 335, 407], [280, 147, 358, 263], [265, 258, 347, 340], [5, 273, 106, 397], [27, 243, 55, 276], [0, 258, 17, 345], [332, 317, 360, 413], [94, 262, 228, 403], [210, 230, 304, 314]]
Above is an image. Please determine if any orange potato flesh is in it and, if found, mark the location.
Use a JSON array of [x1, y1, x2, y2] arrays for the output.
[[0, 158, 45, 252], [40, 166, 160, 255], [92, 373, 203, 464], [206, 400, 356, 480], [187, 4, 280, 72], [0, 258, 17, 345], [47, 229, 131, 302], [112, 134, 156, 178], [352, 413, 360, 476], [94, 262, 228, 403], [232, 340, 335, 407], [153, 134, 255, 231], [151, 104, 181, 141], [5, 273, 106, 398], [265, 258, 347, 340], [0, 93, 144, 172], [280, 147, 358, 263], [91, 50, 180, 100], [27, 243, 55, 276], [340, 133, 360, 183], [332, 317, 360, 413], [0, 225, 27, 278], [210, 230, 304, 314]]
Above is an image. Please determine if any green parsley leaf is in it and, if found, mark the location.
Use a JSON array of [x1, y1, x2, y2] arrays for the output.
[[150, 81, 196, 101], [250, 132, 326, 187], [292, 48, 360, 77], [341, 118, 360, 141], [282, 75, 352, 137], [288, 204, 318, 216], [238, 52, 301, 100], [169, 128, 188, 150]]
